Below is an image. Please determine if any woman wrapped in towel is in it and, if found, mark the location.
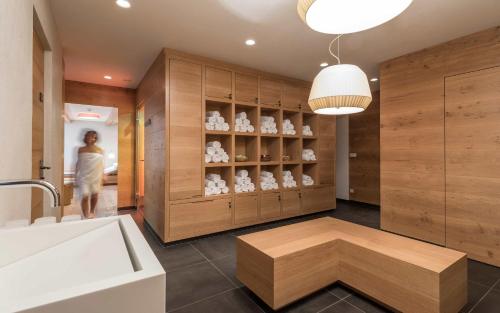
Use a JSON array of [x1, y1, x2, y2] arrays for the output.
[[75, 130, 104, 218]]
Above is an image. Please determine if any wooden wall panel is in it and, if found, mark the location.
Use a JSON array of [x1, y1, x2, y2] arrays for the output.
[[349, 91, 380, 205], [380, 26, 500, 249], [168, 59, 203, 200], [65, 80, 136, 208], [445, 66, 500, 267], [136, 52, 167, 240], [318, 116, 336, 186]]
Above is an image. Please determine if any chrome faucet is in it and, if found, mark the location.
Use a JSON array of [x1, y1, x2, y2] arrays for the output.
[[0, 179, 60, 208]]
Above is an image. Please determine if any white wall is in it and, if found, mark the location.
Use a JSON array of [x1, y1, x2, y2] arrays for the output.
[[64, 120, 119, 172], [336, 116, 350, 200], [0, 0, 64, 225]]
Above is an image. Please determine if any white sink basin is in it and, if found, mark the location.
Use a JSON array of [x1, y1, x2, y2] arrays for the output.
[[0, 215, 165, 313]]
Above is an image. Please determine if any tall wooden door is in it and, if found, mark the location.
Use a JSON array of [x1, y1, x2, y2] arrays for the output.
[[445, 66, 500, 266], [32, 31, 45, 221]]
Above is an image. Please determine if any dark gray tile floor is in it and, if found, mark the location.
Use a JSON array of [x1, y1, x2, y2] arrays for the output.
[[125, 200, 500, 313]]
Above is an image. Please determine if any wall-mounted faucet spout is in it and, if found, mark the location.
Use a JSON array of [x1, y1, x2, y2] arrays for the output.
[[0, 179, 60, 208]]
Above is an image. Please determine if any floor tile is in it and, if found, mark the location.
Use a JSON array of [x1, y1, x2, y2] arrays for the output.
[[211, 255, 243, 287], [155, 243, 207, 272], [460, 281, 490, 313], [191, 234, 236, 260], [468, 260, 500, 287], [470, 289, 500, 313], [165, 262, 234, 311], [327, 283, 352, 299], [171, 289, 263, 313], [241, 287, 340, 313], [345, 293, 391, 313], [320, 300, 363, 313]]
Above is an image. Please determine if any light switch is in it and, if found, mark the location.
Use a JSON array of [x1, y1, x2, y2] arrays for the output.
[[349, 152, 357, 158]]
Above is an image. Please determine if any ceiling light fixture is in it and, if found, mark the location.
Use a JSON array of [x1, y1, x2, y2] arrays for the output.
[[320, 62, 328, 67], [115, 0, 131, 9], [104, 75, 112, 80], [297, 0, 412, 34], [370, 77, 379, 82], [245, 39, 256, 46], [307, 35, 371, 115]]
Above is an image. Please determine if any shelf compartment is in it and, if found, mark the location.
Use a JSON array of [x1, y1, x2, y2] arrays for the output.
[[302, 138, 318, 162], [302, 163, 318, 187], [259, 107, 281, 136], [260, 164, 281, 191], [282, 111, 301, 136], [302, 113, 318, 137], [282, 138, 301, 162], [235, 104, 258, 134], [205, 166, 233, 196], [205, 134, 232, 164], [260, 137, 280, 162], [235, 135, 258, 162], [235, 165, 258, 193], [205, 100, 233, 132], [282, 163, 301, 189]]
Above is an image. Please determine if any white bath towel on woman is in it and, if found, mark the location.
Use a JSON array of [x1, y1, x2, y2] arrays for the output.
[[76, 152, 104, 196]]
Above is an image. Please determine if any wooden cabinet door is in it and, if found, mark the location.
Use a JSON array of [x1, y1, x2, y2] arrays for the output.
[[260, 192, 281, 219], [235, 73, 258, 104], [260, 78, 282, 107], [302, 186, 335, 212], [445, 66, 500, 267], [282, 83, 302, 110], [169, 59, 203, 200], [206, 66, 232, 100], [281, 190, 301, 216], [169, 198, 232, 241], [234, 194, 259, 225]]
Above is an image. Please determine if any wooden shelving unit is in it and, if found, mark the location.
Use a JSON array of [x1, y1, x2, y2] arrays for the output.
[[138, 48, 336, 243]]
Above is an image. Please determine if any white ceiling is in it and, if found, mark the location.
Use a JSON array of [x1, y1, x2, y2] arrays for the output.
[[50, 0, 500, 89]]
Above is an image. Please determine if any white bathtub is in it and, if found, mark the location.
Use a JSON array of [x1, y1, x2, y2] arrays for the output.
[[0, 215, 165, 313]]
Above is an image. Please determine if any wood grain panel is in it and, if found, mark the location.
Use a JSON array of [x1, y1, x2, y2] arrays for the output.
[[260, 192, 281, 219], [32, 31, 44, 221], [282, 83, 302, 111], [169, 59, 203, 200], [65, 80, 137, 208], [281, 190, 301, 216], [235, 72, 258, 104], [445, 66, 500, 266], [349, 91, 380, 205], [380, 26, 500, 248], [260, 78, 282, 107], [234, 193, 259, 225], [318, 116, 336, 186], [135, 52, 166, 240], [205, 66, 232, 100]]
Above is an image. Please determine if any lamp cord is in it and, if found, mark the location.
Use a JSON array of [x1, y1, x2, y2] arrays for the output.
[[328, 34, 343, 64]]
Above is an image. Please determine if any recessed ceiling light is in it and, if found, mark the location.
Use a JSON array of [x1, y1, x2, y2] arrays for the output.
[[370, 77, 379, 82], [245, 39, 256, 46], [320, 62, 328, 67], [104, 75, 112, 80], [116, 0, 131, 9]]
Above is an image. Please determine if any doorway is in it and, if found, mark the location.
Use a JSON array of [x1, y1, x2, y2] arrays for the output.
[[63, 103, 119, 217]]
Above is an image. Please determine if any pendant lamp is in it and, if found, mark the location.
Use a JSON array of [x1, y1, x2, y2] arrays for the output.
[[297, 0, 413, 34]]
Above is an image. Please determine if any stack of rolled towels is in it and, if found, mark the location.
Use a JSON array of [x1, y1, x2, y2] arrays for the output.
[[282, 119, 296, 135], [303, 125, 314, 136], [302, 174, 314, 186], [205, 141, 229, 163], [205, 173, 229, 196], [234, 112, 255, 133], [282, 170, 298, 188], [260, 116, 278, 134], [234, 169, 256, 193], [260, 170, 279, 191], [302, 149, 317, 161], [205, 111, 230, 131]]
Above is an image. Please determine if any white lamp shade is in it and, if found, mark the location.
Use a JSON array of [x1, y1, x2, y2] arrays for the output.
[[298, 0, 413, 34], [308, 64, 372, 115]]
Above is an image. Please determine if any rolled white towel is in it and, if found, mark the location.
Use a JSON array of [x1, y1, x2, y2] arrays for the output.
[[216, 180, 226, 188], [207, 141, 222, 149], [248, 125, 255, 133], [222, 123, 230, 131], [260, 171, 273, 178], [205, 122, 215, 131], [205, 154, 212, 163], [236, 169, 249, 177], [206, 111, 221, 118], [206, 173, 221, 182], [206, 116, 217, 124], [221, 186, 229, 194], [205, 179, 216, 188], [212, 154, 223, 163], [206, 146, 216, 155], [236, 112, 247, 119]]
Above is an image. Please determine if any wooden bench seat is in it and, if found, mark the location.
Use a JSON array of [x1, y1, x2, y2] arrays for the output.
[[236, 217, 467, 313]]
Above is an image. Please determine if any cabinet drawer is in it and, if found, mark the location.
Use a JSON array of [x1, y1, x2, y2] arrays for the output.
[[169, 198, 232, 240], [260, 192, 281, 219], [234, 194, 259, 225], [206, 66, 232, 100], [281, 190, 301, 216], [302, 186, 335, 213]]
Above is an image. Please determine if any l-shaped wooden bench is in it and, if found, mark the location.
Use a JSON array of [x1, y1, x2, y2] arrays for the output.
[[236, 217, 467, 313]]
